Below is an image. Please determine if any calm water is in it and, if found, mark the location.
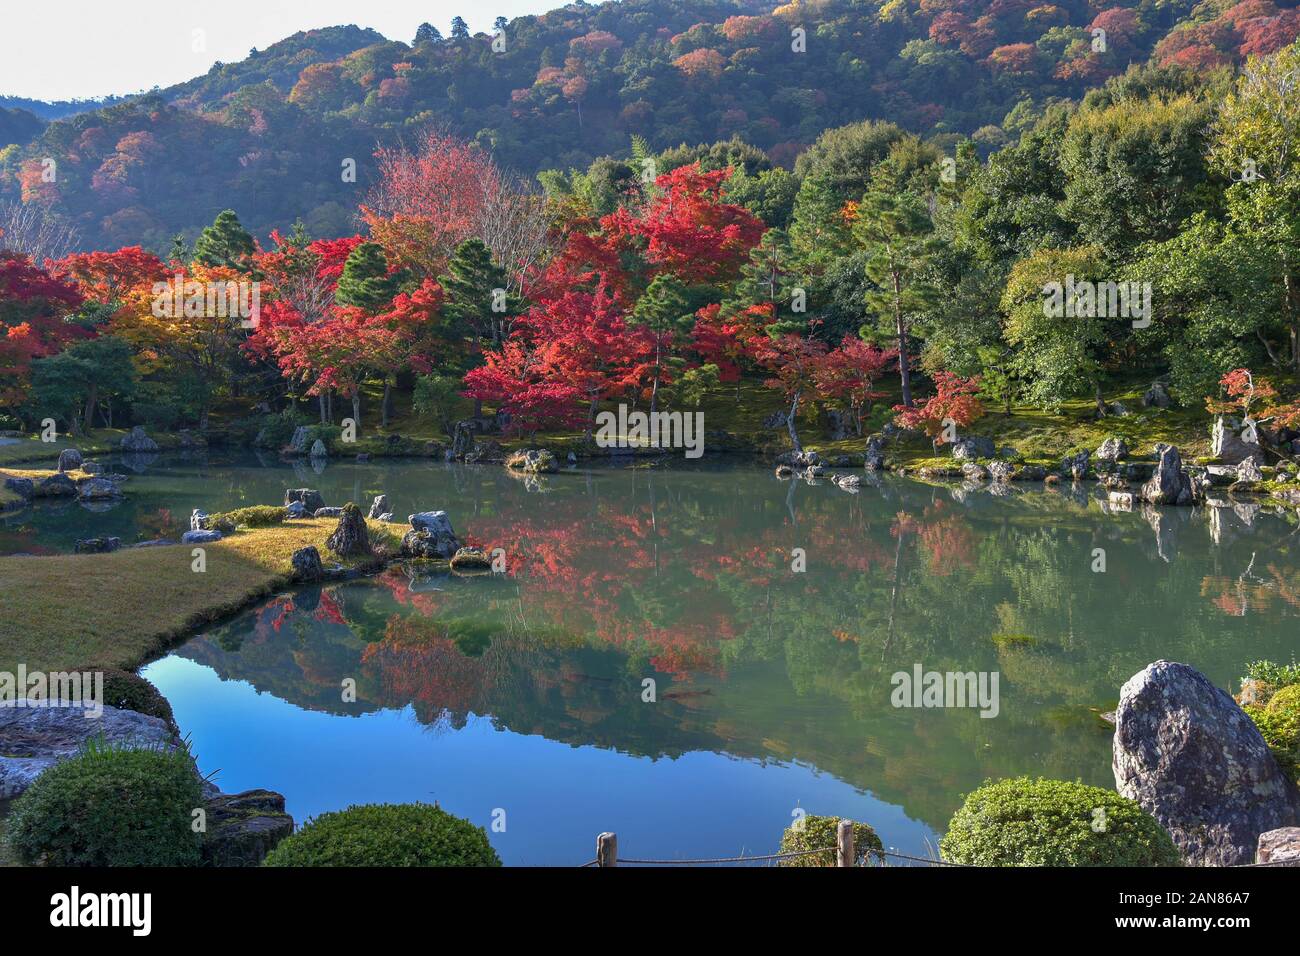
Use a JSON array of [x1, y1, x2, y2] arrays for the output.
[[7, 451, 1299, 864]]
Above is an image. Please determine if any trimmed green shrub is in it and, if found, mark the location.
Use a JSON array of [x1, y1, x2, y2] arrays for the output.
[[6, 740, 203, 866], [940, 777, 1180, 867], [1246, 684, 1300, 781], [778, 814, 883, 867], [262, 803, 501, 867], [67, 667, 176, 729], [208, 505, 287, 528]]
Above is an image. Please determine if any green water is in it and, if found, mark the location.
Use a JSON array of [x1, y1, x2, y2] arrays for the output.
[[8, 452, 1298, 863]]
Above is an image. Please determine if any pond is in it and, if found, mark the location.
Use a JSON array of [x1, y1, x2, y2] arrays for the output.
[[8, 451, 1299, 864]]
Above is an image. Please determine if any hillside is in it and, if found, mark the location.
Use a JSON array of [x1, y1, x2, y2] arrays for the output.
[[2, 0, 1299, 251]]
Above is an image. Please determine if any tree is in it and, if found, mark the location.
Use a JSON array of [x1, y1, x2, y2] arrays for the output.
[[0, 251, 86, 406], [450, 17, 470, 41], [815, 336, 897, 436], [193, 210, 256, 271], [29, 336, 137, 434], [893, 371, 985, 444], [629, 272, 693, 413], [334, 242, 400, 313], [414, 23, 442, 46], [440, 238, 521, 350], [854, 189, 940, 407], [750, 328, 830, 452]]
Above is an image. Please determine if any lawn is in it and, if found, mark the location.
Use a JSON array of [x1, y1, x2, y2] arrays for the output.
[[0, 518, 401, 675]]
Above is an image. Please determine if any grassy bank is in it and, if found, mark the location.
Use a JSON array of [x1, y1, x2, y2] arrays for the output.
[[0, 518, 400, 674]]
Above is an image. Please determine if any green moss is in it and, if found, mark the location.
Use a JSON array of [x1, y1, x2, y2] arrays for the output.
[[940, 777, 1181, 867], [263, 803, 501, 867], [778, 814, 883, 867], [208, 505, 287, 528], [1245, 685, 1300, 781], [991, 632, 1038, 648]]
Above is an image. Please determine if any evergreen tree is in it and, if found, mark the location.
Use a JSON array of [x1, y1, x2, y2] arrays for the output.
[[414, 22, 442, 46], [450, 17, 470, 41], [439, 238, 521, 350], [192, 209, 255, 271], [335, 242, 400, 313], [629, 272, 693, 413]]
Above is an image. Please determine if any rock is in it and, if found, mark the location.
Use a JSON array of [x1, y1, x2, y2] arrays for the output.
[[325, 502, 370, 558], [450, 420, 476, 459], [120, 425, 159, 452], [825, 408, 850, 440], [77, 478, 122, 501], [309, 438, 328, 459], [34, 473, 77, 498], [284, 501, 306, 518], [961, 462, 988, 481], [284, 488, 325, 513], [190, 509, 209, 531], [833, 473, 862, 490], [313, 507, 343, 518], [56, 448, 83, 472], [951, 436, 996, 460], [1112, 661, 1300, 866], [402, 511, 459, 559], [463, 439, 504, 464], [73, 536, 121, 554], [986, 460, 1013, 483], [287, 426, 311, 454], [1061, 450, 1090, 480], [1106, 491, 1134, 509], [131, 539, 175, 548], [1238, 678, 1270, 708], [774, 464, 793, 478], [1109, 401, 1130, 417], [507, 448, 557, 474], [3, 476, 34, 498], [1094, 437, 1128, 462], [1256, 828, 1300, 866], [450, 546, 493, 571], [567, 452, 578, 465], [356, 452, 371, 462], [1237, 457, 1263, 483], [1212, 416, 1264, 466], [1141, 382, 1171, 409], [290, 545, 323, 582], [0, 703, 180, 799], [182, 529, 223, 544], [80, 460, 103, 474], [1141, 444, 1195, 505], [199, 789, 294, 867], [762, 410, 789, 429], [367, 494, 390, 520]]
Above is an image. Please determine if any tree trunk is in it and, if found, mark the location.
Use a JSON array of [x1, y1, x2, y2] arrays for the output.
[[200, 405, 210, 431], [1094, 380, 1106, 418], [650, 339, 661, 415], [787, 391, 801, 452], [893, 274, 912, 407], [381, 381, 391, 428], [351, 389, 361, 429], [319, 393, 328, 424], [83, 383, 98, 434]]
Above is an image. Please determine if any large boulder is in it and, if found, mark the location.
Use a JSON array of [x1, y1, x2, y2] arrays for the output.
[[182, 529, 223, 544], [120, 425, 159, 452], [3, 476, 34, 499], [1061, 450, 1090, 480], [199, 789, 294, 867], [284, 488, 325, 513], [367, 494, 390, 520], [1141, 381, 1172, 409], [1140, 445, 1195, 505], [450, 546, 493, 572], [287, 426, 310, 455], [950, 436, 996, 460], [1212, 416, 1264, 466], [1257, 828, 1300, 866], [325, 502, 370, 558], [0, 703, 179, 799], [1094, 437, 1128, 462], [401, 511, 459, 559], [1112, 661, 1300, 866], [506, 448, 557, 474], [73, 536, 121, 554], [290, 546, 323, 581], [34, 473, 77, 498], [76, 477, 122, 501], [56, 448, 82, 472]]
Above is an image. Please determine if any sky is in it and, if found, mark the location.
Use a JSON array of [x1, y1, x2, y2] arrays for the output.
[[0, 1, 585, 102]]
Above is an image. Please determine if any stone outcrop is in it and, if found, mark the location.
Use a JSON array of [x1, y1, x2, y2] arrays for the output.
[[290, 545, 323, 581], [1061, 450, 1090, 480], [506, 448, 557, 474], [287, 426, 310, 455], [76, 477, 122, 501], [1140, 444, 1195, 505], [199, 789, 294, 867], [1142, 381, 1171, 408], [325, 502, 370, 557], [284, 488, 325, 513], [1094, 437, 1128, 462], [56, 448, 82, 472], [120, 425, 159, 452], [367, 494, 390, 520], [950, 436, 996, 460], [0, 703, 180, 799], [3, 476, 34, 498], [1113, 661, 1300, 866], [401, 511, 460, 559], [1256, 827, 1300, 866], [1212, 416, 1264, 466]]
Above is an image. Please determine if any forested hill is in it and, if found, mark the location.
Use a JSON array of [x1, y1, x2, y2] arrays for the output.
[[4, 0, 1299, 251]]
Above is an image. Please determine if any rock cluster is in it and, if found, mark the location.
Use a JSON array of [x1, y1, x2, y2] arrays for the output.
[[400, 510, 460, 559]]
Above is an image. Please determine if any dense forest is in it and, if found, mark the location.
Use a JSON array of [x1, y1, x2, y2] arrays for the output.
[[3, 0, 1300, 249], [2, 0, 1300, 448]]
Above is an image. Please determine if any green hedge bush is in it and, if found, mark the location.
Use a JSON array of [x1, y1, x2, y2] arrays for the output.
[[1246, 684, 1300, 780], [262, 803, 501, 867], [778, 814, 883, 867], [67, 667, 176, 729], [940, 777, 1180, 867], [207, 505, 287, 528], [6, 741, 202, 866]]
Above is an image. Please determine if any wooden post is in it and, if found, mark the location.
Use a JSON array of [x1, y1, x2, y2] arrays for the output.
[[836, 819, 854, 868], [597, 831, 618, 868]]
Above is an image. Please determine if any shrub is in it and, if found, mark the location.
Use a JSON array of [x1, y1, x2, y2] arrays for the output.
[[5, 740, 203, 866], [940, 777, 1180, 867], [66, 666, 176, 729], [1246, 684, 1300, 781], [131, 402, 181, 431], [251, 408, 307, 448], [263, 803, 501, 867], [208, 505, 287, 528], [1244, 659, 1300, 690], [778, 814, 883, 867]]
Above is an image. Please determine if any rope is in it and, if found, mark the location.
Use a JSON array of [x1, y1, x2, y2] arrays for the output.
[[613, 845, 839, 865], [877, 848, 971, 867]]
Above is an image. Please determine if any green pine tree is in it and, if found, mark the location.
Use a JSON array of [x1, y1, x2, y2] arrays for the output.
[[439, 239, 521, 350], [335, 242, 401, 313], [629, 272, 694, 413], [192, 209, 255, 271]]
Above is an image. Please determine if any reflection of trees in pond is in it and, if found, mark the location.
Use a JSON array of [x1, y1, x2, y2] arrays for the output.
[[175, 474, 1300, 831]]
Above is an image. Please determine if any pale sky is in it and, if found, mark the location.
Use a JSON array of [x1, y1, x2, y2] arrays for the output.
[[1, 1, 585, 102]]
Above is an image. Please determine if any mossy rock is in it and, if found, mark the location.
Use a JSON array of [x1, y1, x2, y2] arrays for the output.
[[262, 803, 501, 867], [778, 814, 883, 867], [940, 777, 1180, 867]]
